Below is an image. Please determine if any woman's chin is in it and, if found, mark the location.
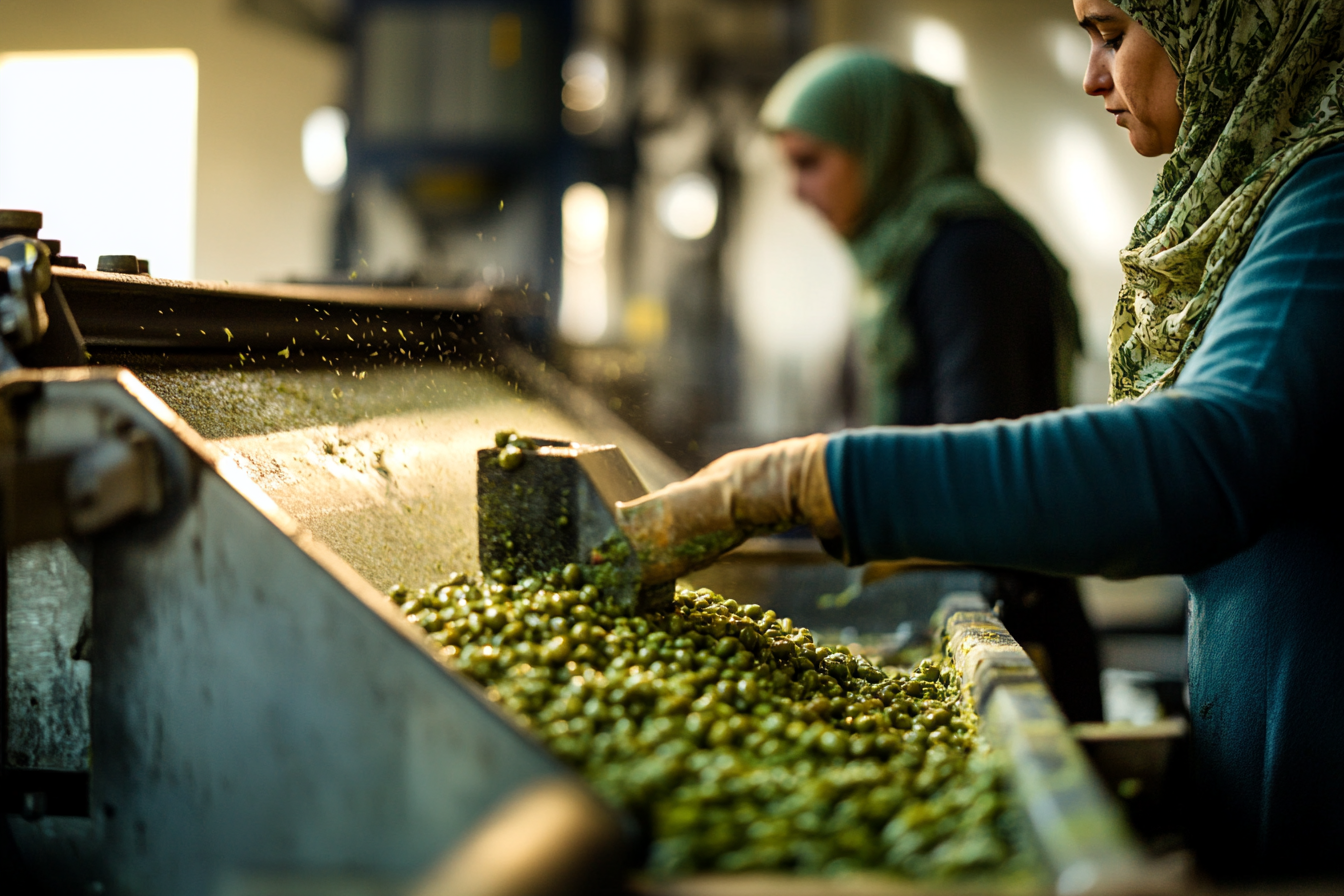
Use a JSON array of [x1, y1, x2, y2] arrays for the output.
[[1127, 129, 1165, 158]]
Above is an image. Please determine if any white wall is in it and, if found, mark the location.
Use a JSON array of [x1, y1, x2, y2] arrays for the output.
[[728, 131, 857, 439], [2, 0, 346, 283], [0, 50, 200, 279]]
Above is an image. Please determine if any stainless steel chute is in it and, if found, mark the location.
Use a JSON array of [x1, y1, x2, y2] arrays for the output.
[[3, 367, 619, 896], [2, 257, 657, 895]]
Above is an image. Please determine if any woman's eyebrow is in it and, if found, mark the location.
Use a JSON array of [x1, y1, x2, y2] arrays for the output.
[[1078, 14, 1118, 28]]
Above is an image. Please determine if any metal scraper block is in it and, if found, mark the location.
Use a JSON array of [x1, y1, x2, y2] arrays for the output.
[[477, 438, 671, 611]]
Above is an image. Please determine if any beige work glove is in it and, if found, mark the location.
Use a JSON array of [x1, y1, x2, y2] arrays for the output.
[[615, 433, 841, 586]]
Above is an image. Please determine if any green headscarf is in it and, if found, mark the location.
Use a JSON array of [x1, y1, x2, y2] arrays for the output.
[[761, 46, 1079, 424], [1109, 0, 1344, 401]]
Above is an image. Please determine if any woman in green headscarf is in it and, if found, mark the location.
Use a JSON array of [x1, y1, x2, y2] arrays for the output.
[[618, 0, 1344, 879], [758, 48, 1101, 724], [759, 47, 1080, 427]]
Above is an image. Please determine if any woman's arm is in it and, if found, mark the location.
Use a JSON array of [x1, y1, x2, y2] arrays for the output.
[[828, 147, 1344, 578]]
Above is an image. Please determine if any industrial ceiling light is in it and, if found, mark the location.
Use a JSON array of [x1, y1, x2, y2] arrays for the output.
[[562, 182, 609, 264], [561, 50, 609, 135], [302, 106, 348, 192], [561, 52, 608, 112], [656, 172, 718, 241], [559, 182, 610, 344], [910, 18, 968, 86]]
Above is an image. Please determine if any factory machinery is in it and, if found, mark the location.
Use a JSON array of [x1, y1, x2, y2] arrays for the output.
[[2, 211, 1156, 895]]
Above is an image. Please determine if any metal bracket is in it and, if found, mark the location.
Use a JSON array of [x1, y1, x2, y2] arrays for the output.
[[1, 373, 165, 548], [2, 369, 180, 830], [477, 437, 671, 612], [939, 598, 1147, 893], [0, 237, 52, 368]]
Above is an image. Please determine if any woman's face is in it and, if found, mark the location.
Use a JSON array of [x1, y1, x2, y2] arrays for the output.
[[777, 130, 866, 236], [1074, 0, 1182, 156]]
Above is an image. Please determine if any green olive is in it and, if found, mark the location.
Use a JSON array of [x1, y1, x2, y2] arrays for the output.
[[736, 678, 760, 704], [498, 443, 524, 470], [822, 655, 850, 681], [393, 560, 1016, 878], [714, 636, 742, 658], [848, 734, 875, 758], [506, 432, 538, 450], [922, 709, 952, 729]]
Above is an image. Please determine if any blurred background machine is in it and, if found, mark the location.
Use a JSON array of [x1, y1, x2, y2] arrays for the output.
[[336, 0, 575, 352], [229, 0, 817, 470]]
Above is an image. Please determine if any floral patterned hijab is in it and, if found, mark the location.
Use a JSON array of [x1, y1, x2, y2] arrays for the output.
[[1110, 0, 1344, 400]]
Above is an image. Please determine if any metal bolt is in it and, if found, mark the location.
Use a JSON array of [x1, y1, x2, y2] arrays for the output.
[[98, 255, 141, 275], [0, 208, 42, 238]]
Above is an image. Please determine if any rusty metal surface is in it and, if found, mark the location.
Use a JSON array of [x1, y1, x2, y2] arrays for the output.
[[54, 266, 502, 313], [54, 267, 529, 360], [5, 541, 91, 772], [135, 362, 650, 591]]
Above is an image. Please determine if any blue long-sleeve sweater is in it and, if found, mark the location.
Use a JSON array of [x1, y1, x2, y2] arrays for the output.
[[825, 144, 1344, 879]]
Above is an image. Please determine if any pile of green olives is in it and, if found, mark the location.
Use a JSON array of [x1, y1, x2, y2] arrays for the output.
[[391, 566, 1035, 880]]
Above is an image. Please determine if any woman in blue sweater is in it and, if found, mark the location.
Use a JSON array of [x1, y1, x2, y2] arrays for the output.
[[618, 0, 1344, 879]]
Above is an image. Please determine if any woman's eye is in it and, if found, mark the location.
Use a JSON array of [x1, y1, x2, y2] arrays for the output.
[[1102, 33, 1124, 50]]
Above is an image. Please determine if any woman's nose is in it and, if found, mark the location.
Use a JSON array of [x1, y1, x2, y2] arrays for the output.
[[1083, 46, 1113, 96]]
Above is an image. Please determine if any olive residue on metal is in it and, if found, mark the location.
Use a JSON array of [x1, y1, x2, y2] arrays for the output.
[[478, 448, 576, 577], [584, 532, 640, 596], [135, 364, 527, 440], [393, 568, 1041, 881], [129, 362, 617, 591], [668, 529, 745, 563]]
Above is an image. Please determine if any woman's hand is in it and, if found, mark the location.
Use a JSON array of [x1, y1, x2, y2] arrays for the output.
[[615, 434, 840, 585]]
